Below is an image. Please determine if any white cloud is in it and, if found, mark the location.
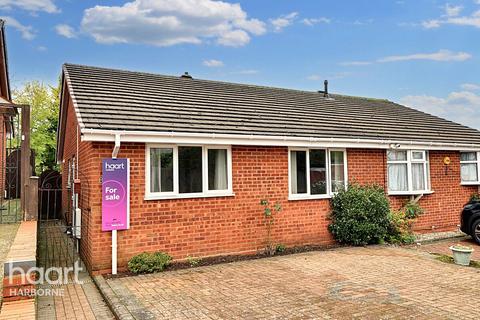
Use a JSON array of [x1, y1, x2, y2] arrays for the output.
[[302, 17, 330, 26], [307, 72, 350, 81], [37, 45, 47, 51], [203, 59, 224, 67], [0, 0, 58, 13], [422, 19, 441, 28], [55, 24, 77, 38], [446, 11, 480, 27], [353, 19, 373, 26], [307, 74, 322, 81], [270, 12, 298, 32], [81, 0, 266, 47], [0, 16, 35, 40], [422, 6, 480, 29], [461, 83, 480, 91], [238, 69, 258, 74], [378, 50, 471, 62], [400, 91, 480, 130], [444, 4, 463, 17], [340, 50, 471, 66], [340, 61, 372, 66]]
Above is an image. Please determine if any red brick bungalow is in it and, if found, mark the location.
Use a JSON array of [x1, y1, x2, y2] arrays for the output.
[[56, 64, 480, 274]]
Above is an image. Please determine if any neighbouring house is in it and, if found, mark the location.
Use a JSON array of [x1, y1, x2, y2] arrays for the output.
[[56, 63, 480, 274]]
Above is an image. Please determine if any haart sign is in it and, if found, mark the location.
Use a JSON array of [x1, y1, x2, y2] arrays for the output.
[[102, 158, 130, 231]]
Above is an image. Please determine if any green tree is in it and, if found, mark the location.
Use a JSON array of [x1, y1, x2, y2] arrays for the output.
[[12, 81, 60, 172]]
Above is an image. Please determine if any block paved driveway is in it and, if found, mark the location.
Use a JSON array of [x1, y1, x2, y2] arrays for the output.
[[103, 242, 480, 319]]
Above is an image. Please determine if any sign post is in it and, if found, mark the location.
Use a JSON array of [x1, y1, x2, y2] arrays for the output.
[[102, 158, 130, 275]]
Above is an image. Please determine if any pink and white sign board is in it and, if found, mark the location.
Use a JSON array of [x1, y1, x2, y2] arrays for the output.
[[102, 158, 130, 231]]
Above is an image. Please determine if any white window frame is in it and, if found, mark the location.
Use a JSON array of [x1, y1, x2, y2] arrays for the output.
[[460, 151, 480, 185], [145, 144, 233, 200], [387, 150, 432, 195], [288, 148, 348, 200]]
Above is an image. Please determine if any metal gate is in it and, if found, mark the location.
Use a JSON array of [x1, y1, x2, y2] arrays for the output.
[[0, 106, 21, 223], [37, 169, 82, 272], [38, 169, 62, 221]]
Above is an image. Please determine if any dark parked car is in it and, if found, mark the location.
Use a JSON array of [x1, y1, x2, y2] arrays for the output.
[[461, 200, 480, 245]]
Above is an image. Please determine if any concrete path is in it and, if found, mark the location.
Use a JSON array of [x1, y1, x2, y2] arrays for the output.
[[99, 244, 480, 319]]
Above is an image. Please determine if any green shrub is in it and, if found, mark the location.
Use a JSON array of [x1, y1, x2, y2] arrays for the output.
[[128, 252, 172, 274], [275, 244, 286, 253], [260, 199, 282, 255], [186, 256, 201, 267], [387, 201, 424, 244], [470, 193, 480, 202], [328, 184, 390, 245], [386, 210, 416, 244], [403, 201, 424, 219]]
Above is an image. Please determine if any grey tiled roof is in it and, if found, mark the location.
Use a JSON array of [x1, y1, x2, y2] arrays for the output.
[[63, 63, 480, 146]]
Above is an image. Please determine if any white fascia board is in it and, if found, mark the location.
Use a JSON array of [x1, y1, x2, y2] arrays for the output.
[[81, 129, 480, 151]]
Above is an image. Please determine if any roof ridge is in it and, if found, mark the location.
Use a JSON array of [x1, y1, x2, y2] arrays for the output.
[[331, 93, 390, 102], [63, 63, 334, 97]]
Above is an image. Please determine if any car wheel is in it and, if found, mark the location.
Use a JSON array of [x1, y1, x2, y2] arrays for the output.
[[472, 219, 480, 245]]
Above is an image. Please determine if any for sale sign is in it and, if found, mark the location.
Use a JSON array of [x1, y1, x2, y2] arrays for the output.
[[102, 158, 130, 231]]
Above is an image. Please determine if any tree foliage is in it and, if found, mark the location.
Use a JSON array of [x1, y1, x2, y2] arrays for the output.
[[12, 81, 60, 173]]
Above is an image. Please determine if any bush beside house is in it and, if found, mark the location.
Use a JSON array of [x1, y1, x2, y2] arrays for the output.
[[329, 184, 423, 246]]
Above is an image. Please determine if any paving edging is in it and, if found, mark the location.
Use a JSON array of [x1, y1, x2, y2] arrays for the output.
[[414, 230, 468, 244], [93, 275, 135, 320]]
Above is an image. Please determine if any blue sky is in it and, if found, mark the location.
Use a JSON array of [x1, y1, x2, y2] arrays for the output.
[[2, 0, 480, 128]]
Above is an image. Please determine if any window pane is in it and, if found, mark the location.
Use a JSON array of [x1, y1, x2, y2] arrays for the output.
[[290, 151, 307, 194], [412, 163, 425, 190], [150, 148, 173, 192], [208, 149, 228, 190], [388, 164, 408, 191], [330, 151, 345, 193], [179, 147, 203, 193], [412, 152, 424, 160], [310, 150, 327, 195], [461, 152, 477, 162], [461, 164, 478, 182], [387, 150, 407, 161]]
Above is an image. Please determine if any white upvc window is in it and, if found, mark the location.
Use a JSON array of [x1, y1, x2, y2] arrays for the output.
[[145, 145, 233, 200], [387, 150, 431, 195], [460, 151, 480, 184], [288, 148, 347, 200]]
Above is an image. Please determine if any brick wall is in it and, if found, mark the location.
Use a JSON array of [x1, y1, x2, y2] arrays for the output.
[[81, 144, 334, 274], [347, 148, 477, 232], [68, 142, 477, 274], [60, 90, 97, 271]]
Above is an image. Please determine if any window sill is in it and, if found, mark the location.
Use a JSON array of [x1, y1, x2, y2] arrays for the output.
[[288, 194, 333, 201], [461, 182, 480, 186], [388, 190, 434, 196], [144, 192, 235, 201]]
